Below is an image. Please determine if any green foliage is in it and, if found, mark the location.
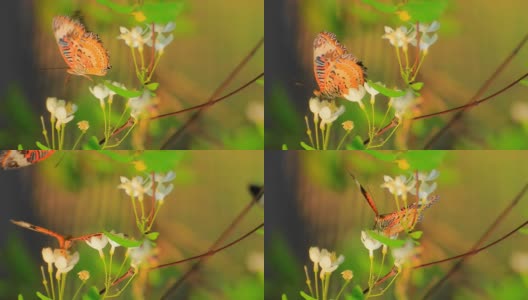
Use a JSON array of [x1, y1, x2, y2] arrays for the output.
[[146, 231, 160, 240], [367, 230, 406, 247], [361, 0, 397, 14], [401, 0, 448, 22], [36, 292, 52, 300], [104, 82, 143, 98], [346, 285, 366, 300], [401, 151, 446, 170], [81, 287, 102, 300], [300, 291, 317, 300], [409, 230, 423, 239], [83, 136, 103, 150], [347, 136, 367, 150], [300, 141, 315, 150], [367, 80, 407, 98], [104, 230, 143, 247], [136, 150, 185, 172]]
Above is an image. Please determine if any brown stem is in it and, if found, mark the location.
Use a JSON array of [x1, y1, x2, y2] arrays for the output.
[[422, 183, 528, 299], [423, 32, 528, 149], [362, 117, 399, 145], [159, 36, 264, 149], [147, 23, 156, 77]]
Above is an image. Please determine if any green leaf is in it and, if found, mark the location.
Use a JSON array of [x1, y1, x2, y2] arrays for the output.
[[146, 232, 159, 241], [410, 82, 424, 91], [520, 79, 528, 87], [519, 227, 528, 235], [349, 135, 367, 150], [361, 0, 398, 13], [98, 150, 134, 164], [367, 80, 406, 97], [282, 144, 288, 150], [104, 231, 143, 248], [18, 295, 24, 300], [409, 230, 423, 239], [96, 0, 134, 14], [282, 294, 288, 300], [136, 151, 184, 172], [146, 82, 159, 91], [300, 142, 315, 150], [36, 141, 51, 150], [364, 150, 398, 161], [256, 78, 264, 86], [256, 228, 264, 235], [82, 287, 102, 300], [367, 230, 406, 247], [17, 144, 24, 150], [141, 2, 186, 23], [402, 0, 448, 22], [104, 82, 143, 98], [36, 292, 52, 300], [300, 291, 317, 300], [347, 285, 366, 300], [400, 151, 446, 170], [83, 136, 103, 150]]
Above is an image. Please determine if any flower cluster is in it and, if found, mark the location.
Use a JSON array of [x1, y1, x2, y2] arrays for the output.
[[382, 21, 440, 55], [381, 169, 438, 202], [42, 248, 80, 280], [46, 97, 77, 129], [118, 22, 175, 55]]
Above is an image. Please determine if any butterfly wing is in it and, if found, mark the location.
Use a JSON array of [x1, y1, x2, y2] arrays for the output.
[[0, 150, 55, 170], [76, 32, 111, 76]]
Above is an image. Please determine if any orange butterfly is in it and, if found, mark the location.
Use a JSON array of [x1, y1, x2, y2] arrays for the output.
[[313, 32, 367, 99], [11, 220, 102, 250], [0, 150, 55, 170], [52, 15, 111, 79], [351, 173, 438, 236]]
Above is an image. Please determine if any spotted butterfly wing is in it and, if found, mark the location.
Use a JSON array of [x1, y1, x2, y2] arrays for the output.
[[313, 32, 366, 99], [0, 150, 55, 170], [375, 195, 440, 236], [52, 16, 111, 78]]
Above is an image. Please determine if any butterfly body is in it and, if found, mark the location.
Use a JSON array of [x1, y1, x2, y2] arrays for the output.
[[313, 32, 366, 99], [0, 150, 55, 170], [52, 16, 111, 78]]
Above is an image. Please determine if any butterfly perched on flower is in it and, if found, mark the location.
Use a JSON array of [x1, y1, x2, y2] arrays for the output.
[[313, 31, 367, 99], [0, 150, 55, 170], [52, 15, 111, 79], [351, 173, 439, 237]]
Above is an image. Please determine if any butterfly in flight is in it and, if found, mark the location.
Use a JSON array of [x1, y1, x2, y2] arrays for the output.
[[313, 31, 367, 99], [11, 219, 102, 250], [0, 150, 55, 170], [52, 15, 111, 80], [351, 173, 439, 237]]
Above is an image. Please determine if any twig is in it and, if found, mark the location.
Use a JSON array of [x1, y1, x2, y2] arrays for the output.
[[422, 183, 528, 299], [423, 32, 528, 149], [160, 37, 264, 149]]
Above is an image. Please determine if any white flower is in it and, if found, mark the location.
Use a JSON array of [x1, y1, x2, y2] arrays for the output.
[[361, 230, 382, 257], [246, 252, 264, 274], [118, 26, 149, 49], [129, 240, 152, 269], [416, 170, 439, 182], [246, 101, 264, 124], [42, 247, 55, 271], [318, 101, 345, 128], [309, 247, 321, 264], [54, 102, 77, 129], [410, 170, 439, 200], [153, 171, 176, 184], [146, 33, 174, 54], [411, 33, 438, 54], [46, 97, 58, 119], [54, 249, 80, 279], [364, 82, 380, 98], [392, 239, 415, 268], [417, 21, 440, 34], [118, 176, 151, 198], [511, 252, 528, 274], [89, 84, 110, 105], [153, 22, 176, 33], [511, 101, 528, 124], [106, 231, 125, 255], [318, 249, 344, 279], [86, 235, 108, 253], [128, 90, 152, 120], [392, 89, 416, 120], [382, 26, 417, 51], [381, 174, 416, 197], [343, 85, 366, 107], [309, 97, 322, 115], [146, 182, 173, 203]]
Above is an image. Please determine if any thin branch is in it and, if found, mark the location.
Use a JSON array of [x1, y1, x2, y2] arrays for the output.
[[362, 183, 528, 295], [422, 183, 528, 299], [160, 36, 264, 149], [160, 196, 259, 298], [423, 32, 528, 149]]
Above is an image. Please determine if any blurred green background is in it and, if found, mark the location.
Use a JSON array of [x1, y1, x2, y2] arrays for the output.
[[265, 0, 528, 149], [0, 0, 263, 149], [265, 150, 528, 299], [0, 150, 263, 299]]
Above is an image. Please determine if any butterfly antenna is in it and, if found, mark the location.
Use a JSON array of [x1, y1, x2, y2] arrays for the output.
[[54, 152, 67, 168], [347, 170, 379, 217]]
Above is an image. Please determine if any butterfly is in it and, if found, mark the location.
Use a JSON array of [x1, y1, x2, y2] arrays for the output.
[[52, 15, 111, 79], [0, 150, 55, 170], [11, 219, 102, 250], [313, 31, 367, 99], [351, 173, 439, 236]]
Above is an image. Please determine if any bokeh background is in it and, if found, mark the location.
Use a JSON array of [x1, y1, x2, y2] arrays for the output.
[[0, 150, 264, 299], [266, 150, 528, 299], [265, 0, 528, 149], [0, 0, 263, 149]]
